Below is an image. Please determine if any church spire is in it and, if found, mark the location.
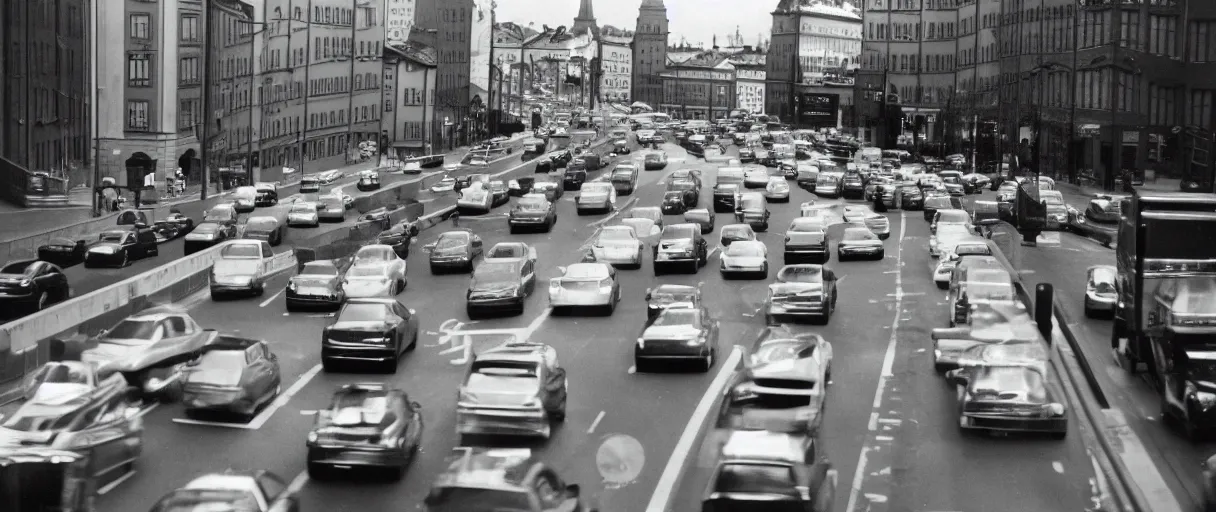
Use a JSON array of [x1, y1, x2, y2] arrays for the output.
[[572, 0, 598, 35]]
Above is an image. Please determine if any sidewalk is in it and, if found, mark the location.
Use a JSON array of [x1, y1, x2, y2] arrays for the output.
[[1055, 177, 1181, 210], [0, 135, 527, 243]]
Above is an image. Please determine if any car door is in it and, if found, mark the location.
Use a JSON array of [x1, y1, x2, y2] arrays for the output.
[[391, 302, 417, 350], [520, 260, 536, 295], [244, 342, 275, 402], [260, 242, 275, 276]]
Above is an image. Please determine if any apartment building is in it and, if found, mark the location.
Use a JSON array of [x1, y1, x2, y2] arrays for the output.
[[767, 0, 861, 129], [660, 51, 737, 119], [413, 0, 476, 149], [0, 0, 91, 206]]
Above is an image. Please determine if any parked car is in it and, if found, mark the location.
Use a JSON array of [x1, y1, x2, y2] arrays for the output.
[[36, 237, 88, 268], [0, 259, 70, 315]]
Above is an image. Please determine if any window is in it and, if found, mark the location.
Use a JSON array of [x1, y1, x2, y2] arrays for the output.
[[1149, 84, 1177, 127], [179, 57, 200, 84], [1149, 15, 1178, 57], [180, 15, 200, 42], [1116, 71, 1136, 112], [127, 101, 150, 130], [1120, 11, 1141, 50], [1190, 90, 1214, 131], [179, 99, 200, 130], [130, 13, 151, 40], [1188, 21, 1216, 63], [128, 53, 151, 87]]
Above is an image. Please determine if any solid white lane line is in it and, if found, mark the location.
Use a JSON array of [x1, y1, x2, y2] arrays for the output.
[[97, 470, 137, 495], [646, 346, 744, 511], [248, 363, 324, 429], [286, 470, 310, 494], [846, 209, 907, 512], [587, 410, 606, 434], [519, 308, 553, 342], [259, 286, 287, 308], [589, 197, 638, 227]]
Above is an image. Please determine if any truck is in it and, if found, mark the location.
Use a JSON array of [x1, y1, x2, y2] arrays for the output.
[[1111, 191, 1216, 438]]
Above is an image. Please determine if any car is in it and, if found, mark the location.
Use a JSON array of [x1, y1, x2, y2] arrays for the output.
[[466, 256, 536, 318], [534, 149, 573, 172], [744, 167, 770, 189], [456, 343, 568, 439], [610, 164, 639, 195], [922, 195, 959, 221], [765, 264, 838, 325], [625, 206, 664, 229], [356, 170, 381, 191], [735, 192, 771, 231], [837, 226, 884, 260], [507, 177, 534, 197], [930, 224, 979, 259], [151, 471, 301, 512], [0, 259, 70, 315], [562, 166, 588, 191], [719, 326, 834, 434], [1080, 193, 1127, 224], [634, 305, 719, 373], [661, 190, 688, 215], [320, 169, 345, 183], [343, 244, 408, 298], [576, 182, 617, 215], [720, 240, 769, 279], [858, 210, 891, 239], [720, 223, 756, 246], [643, 151, 668, 170], [548, 262, 621, 315], [424, 229, 483, 274], [613, 138, 632, 155], [0, 370, 143, 487], [644, 283, 702, 322], [424, 448, 598, 512], [738, 146, 756, 163], [899, 183, 925, 210], [1084, 265, 1117, 318], [531, 180, 564, 201], [431, 175, 457, 193], [931, 302, 1040, 372], [300, 174, 322, 193], [484, 241, 538, 265], [19, 360, 126, 403], [571, 153, 606, 172], [286, 260, 346, 311], [181, 336, 283, 420], [945, 344, 1067, 439], [232, 186, 257, 212], [842, 173, 865, 199], [457, 183, 494, 214], [962, 172, 991, 193], [654, 223, 709, 275], [575, 224, 643, 268], [36, 236, 89, 268], [488, 180, 511, 207], [507, 193, 558, 233], [316, 195, 346, 222], [80, 306, 218, 398], [522, 137, 548, 155], [321, 298, 419, 372], [701, 430, 837, 512], [254, 183, 279, 207], [683, 208, 715, 234], [376, 220, 419, 259], [712, 183, 741, 213], [764, 176, 791, 202], [667, 178, 700, 208], [949, 268, 1018, 326], [306, 383, 424, 481], [84, 226, 158, 268], [933, 241, 993, 289], [784, 217, 829, 264], [210, 240, 276, 297], [183, 220, 239, 255], [152, 209, 196, 241], [243, 216, 288, 246], [931, 208, 973, 236]]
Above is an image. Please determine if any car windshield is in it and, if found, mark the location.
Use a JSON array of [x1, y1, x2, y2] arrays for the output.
[[1042, 193, 1064, 206], [752, 339, 812, 365], [346, 266, 386, 278], [321, 197, 343, 208], [301, 263, 338, 276], [467, 362, 540, 392], [725, 243, 764, 257], [843, 229, 876, 241], [220, 244, 262, 259], [613, 168, 635, 178], [98, 231, 126, 243], [189, 350, 246, 387], [518, 197, 547, 210], [789, 219, 823, 232], [329, 390, 391, 426], [654, 309, 700, 326], [723, 226, 752, 238], [715, 463, 797, 495], [778, 267, 822, 283], [2, 404, 78, 432], [150, 490, 260, 512], [0, 261, 36, 274], [436, 234, 469, 250], [972, 366, 1047, 400], [926, 198, 953, 209], [107, 319, 160, 340], [533, 182, 556, 191], [292, 203, 315, 213], [473, 261, 520, 285], [32, 364, 89, 385], [600, 228, 634, 241], [645, 154, 662, 161], [669, 180, 695, 191], [192, 223, 220, 235], [337, 303, 390, 322], [204, 207, 235, 222], [938, 210, 970, 223], [355, 247, 395, 263]]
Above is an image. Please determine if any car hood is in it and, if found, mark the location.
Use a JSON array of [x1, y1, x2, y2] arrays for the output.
[[29, 383, 94, 406], [722, 255, 766, 267], [642, 325, 703, 341], [213, 259, 261, 277]]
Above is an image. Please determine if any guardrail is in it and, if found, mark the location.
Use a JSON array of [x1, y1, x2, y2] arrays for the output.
[[985, 222, 1176, 512]]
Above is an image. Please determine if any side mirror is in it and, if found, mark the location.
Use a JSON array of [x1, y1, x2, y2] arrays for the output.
[[566, 483, 581, 497], [557, 266, 567, 274], [316, 410, 332, 420], [945, 369, 966, 385], [644, 291, 652, 301]]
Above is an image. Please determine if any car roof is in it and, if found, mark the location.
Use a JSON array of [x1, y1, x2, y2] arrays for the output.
[[721, 430, 809, 464], [203, 336, 261, 352], [434, 448, 536, 490], [477, 343, 550, 364], [345, 297, 399, 306]]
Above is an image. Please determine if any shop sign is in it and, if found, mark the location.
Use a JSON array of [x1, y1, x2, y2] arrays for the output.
[[1077, 123, 1101, 138], [1122, 131, 1141, 144]]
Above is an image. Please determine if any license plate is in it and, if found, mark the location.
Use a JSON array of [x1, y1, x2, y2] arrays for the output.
[[563, 282, 598, 290]]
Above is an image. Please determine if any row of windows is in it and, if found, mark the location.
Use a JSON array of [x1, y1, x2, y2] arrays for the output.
[[129, 13, 199, 44]]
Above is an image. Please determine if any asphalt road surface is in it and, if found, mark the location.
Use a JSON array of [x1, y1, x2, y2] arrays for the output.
[[966, 188, 1210, 510], [95, 141, 1098, 512]]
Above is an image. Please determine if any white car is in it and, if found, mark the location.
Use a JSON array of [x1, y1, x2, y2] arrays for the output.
[[210, 240, 276, 297], [486, 242, 538, 266], [799, 200, 818, 217], [548, 262, 621, 315], [934, 241, 993, 289], [232, 186, 257, 212], [431, 176, 457, 193], [319, 170, 344, 184], [456, 183, 493, 214], [719, 240, 769, 279], [744, 168, 770, 188], [287, 202, 320, 227], [764, 177, 790, 202], [576, 182, 617, 215], [619, 217, 661, 241], [343, 244, 408, 298], [842, 205, 877, 224], [587, 225, 645, 269]]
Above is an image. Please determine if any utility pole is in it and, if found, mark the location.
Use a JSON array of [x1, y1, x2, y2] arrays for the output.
[[90, 0, 101, 215], [488, 6, 497, 136], [346, 0, 357, 160], [301, 0, 313, 177], [200, 0, 212, 200]]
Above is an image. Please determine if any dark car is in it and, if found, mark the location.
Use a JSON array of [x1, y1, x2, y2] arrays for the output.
[[488, 180, 511, 208], [644, 152, 668, 170], [242, 216, 287, 246], [466, 257, 536, 318], [899, 184, 925, 210], [356, 171, 382, 191], [254, 184, 279, 207], [425, 229, 483, 274], [635, 306, 720, 373], [150, 471, 301, 512], [702, 431, 837, 512], [613, 139, 631, 155], [37, 237, 88, 268], [84, 227, 158, 268], [287, 260, 346, 311], [424, 447, 596, 512], [735, 192, 771, 232], [611, 165, 639, 195], [181, 337, 283, 420], [508, 177, 535, 197], [720, 223, 757, 247], [183, 221, 238, 255], [667, 179, 700, 207], [739, 146, 756, 163], [307, 383, 424, 480], [713, 183, 741, 213], [534, 149, 573, 172], [509, 193, 558, 233], [842, 173, 865, 199], [645, 283, 702, 322], [321, 298, 419, 373], [376, 220, 419, 259], [661, 190, 688, 215], [654, 223, 709, 275], [784, 217, 829, 264], [0, 259, 70, 315], [571, 153, 605, 172], [563, 168, 587, 191]]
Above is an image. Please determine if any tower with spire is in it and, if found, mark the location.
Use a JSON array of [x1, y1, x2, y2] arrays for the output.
[[631, 0, 669, 107], [571, 0, 598, 37]]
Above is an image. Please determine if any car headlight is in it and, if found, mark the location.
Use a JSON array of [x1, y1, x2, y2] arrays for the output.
[[307, 431, 318, 444], [1045, 403, 1066, 417], [636, 338, 645, 349], [1195, 390, 1216, 409]]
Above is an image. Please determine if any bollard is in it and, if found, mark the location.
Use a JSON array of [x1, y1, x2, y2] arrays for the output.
[[1035, 283, 1054, 343]]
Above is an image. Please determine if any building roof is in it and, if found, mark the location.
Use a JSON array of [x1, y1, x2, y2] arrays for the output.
[[775, 0, 862, 21], [641, 0, 665, 8], [387, 39, 437, 67]]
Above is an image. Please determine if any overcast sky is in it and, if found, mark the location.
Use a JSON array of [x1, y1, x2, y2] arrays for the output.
[[497, 0, 772, 49]]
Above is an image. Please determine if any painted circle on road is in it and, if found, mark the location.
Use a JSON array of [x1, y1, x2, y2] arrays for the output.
[[596, 433, 645, 487]]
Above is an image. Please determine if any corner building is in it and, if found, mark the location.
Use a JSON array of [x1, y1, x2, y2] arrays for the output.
[[632, 0, 669, 109]]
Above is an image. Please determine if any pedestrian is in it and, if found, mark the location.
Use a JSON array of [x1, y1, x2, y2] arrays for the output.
[[451, 209, 460, 227]]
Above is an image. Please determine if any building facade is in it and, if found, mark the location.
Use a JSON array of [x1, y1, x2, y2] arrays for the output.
[[767, 0, 861, 128], [415, 0, 474, 149], [731, 53, 767, 114], [600, 34, 633, 104], [383, 41, 437, 157], [0, 0, 91, 205], [660, 52, 737, 119], [632, 0, 669, 108], [493, 22, 571, 118]]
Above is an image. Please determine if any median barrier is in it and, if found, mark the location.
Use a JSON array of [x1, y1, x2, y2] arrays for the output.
[[354, 177, 422, 214], [984, 221, 1168, 512]]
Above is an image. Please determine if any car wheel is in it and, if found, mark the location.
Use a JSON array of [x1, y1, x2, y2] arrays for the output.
[[408, 331, 418, 351], [699, 349, 715, 373]]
